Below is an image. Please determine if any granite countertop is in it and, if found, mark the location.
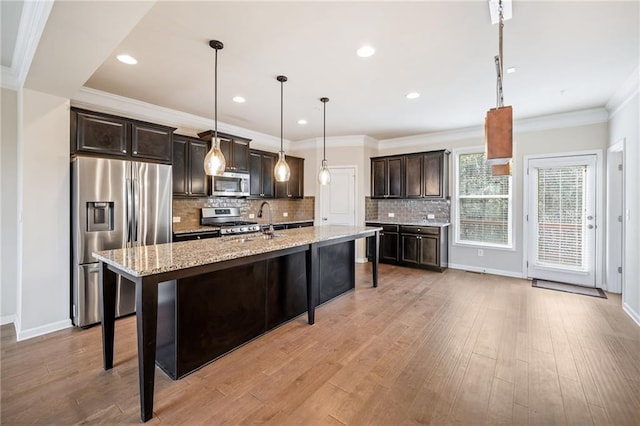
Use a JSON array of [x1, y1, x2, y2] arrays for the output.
[[366, 219, 450, 227], [172, 219, 315, 235], [94, 225, 381, 278]]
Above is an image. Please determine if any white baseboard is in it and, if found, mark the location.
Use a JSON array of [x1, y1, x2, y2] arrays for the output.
[[448, 263, 525, 279], [355, 257, 369, 264], [0, 314, 16, 326], [623, 302, 640, 327], [17, 319, 73, 342]]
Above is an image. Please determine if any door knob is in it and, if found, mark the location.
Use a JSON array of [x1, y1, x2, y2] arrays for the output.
[[322, 217, 328, 221], [587, 224, 594, 229]]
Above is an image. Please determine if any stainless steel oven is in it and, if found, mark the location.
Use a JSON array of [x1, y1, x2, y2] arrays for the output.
[[211, 171, 250, 197]]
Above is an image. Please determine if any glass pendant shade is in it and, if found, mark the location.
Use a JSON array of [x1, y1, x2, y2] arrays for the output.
[[274, 151, 291, 182], [204, 138, 226, 176], [318, 159, 331, 185]]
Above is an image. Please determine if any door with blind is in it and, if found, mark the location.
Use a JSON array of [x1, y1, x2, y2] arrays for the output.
[[527, 155, 597, 287]]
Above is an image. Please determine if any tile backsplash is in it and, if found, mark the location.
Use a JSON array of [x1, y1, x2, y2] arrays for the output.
[[365, 197, 450, 223], [173, 197, 315, 227]]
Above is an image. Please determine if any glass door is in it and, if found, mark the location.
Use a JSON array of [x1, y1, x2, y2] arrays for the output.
[[527, 154, 597, 287]]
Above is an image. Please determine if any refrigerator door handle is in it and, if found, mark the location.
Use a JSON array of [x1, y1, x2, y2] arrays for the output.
[[133, 177, 139, 244], [126, 177, 133, 246]]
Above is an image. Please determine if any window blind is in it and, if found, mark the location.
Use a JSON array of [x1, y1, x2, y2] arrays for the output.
[[457, 152, 512, 246]]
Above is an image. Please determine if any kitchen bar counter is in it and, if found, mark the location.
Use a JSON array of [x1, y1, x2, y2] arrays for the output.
[[365, 219, 450, 227], [172, 219, 315, 235], [93, 225, 380, 422]]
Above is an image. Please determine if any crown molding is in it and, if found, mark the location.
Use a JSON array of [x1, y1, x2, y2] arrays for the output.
[[606, 67, 639, 118], [292, 135, 378, 151], [72, 87, 285, 150], [1, 66, 19, 90], [9, 0, 54, 89], [379, 107, 609, 150]]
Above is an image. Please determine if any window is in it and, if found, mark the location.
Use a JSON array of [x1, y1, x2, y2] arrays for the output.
[[455, 150, 512, 248]]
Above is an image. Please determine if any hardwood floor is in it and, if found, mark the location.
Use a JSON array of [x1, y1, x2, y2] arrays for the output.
[[2, 264, 639, 425]]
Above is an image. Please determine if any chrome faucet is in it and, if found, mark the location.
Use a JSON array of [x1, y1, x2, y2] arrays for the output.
[[257, 201, 274, 233]]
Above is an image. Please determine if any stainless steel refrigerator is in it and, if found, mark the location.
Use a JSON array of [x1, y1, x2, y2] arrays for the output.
[[71, 156, 172, 327]]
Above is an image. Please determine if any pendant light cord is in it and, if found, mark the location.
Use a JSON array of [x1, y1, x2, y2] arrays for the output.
[[323, 100, 326, 161], [496, 0, 504, 108], [280, 79, 284, 153]]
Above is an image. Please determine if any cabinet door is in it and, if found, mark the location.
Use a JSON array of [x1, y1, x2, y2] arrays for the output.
[[380, 232, 399, 262], [387, 157, 404, 198], [261, 154, 275, 197], [75, 111, 129, 157], [132, 124, 173, 163], [249, 151, 263, 197], [232, 140, 250, 172], [218, 138, 232, 171], [419, 235, 439, 267], [172, 138, 189, 196], [424, 151, 443, 198], [405, 154, 423, 198], [371, 159, 387, 198], [189, 140, 209, 196], [288, 156, 303, 198], [400, 234, 420, 264]]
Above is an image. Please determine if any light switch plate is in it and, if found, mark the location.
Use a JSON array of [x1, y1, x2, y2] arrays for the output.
[[283, 212, 289, 217], [172, 216, 181, 223], [388, 212, 395, 218], [249, 213, 255, 219], [427, 214, 435, 219]]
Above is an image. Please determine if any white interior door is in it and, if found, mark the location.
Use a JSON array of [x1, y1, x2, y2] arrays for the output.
[[320, 167, 356, 226], [527, 154, 597, 287]]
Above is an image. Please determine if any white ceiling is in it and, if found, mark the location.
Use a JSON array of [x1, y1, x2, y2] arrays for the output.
[[0, 0, 24, 67], [12, 1, 640, 141]]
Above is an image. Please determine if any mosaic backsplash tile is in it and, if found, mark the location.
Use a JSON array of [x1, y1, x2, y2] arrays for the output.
[[364, 197, 450, 223], [173, 197, 315, 227]]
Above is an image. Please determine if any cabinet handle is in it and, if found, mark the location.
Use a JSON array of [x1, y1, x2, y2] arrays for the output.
[[122, 150, 127, 153], [133, 151, 138, 155]]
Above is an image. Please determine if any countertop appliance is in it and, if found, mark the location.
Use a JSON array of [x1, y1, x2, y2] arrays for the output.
[[201, 207, 260, 235], [71, 156, 171, 327], [211, 171, 250, 197]]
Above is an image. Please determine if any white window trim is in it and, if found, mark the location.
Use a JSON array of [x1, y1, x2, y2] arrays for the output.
[[452, 146, 514, 250]]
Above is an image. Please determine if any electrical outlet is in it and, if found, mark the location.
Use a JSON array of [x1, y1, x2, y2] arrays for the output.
[[427, 214, 435, 220], [478, 249, 484, 257], [388, 212, 395, 218], [283, 212, 288, 217], [248, 213, 255, 219], [172, 216, 181, 223]]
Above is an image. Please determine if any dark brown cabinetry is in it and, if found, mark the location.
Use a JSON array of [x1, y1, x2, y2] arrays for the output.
[[173, 135, 209, 197], [249, 150, 276, 198], [399, 225, 448, 271], [71, 108, 174, 163], [371, 156, 404, 198], [405, 150, 449, 199], [365, 223, 399, 263], [275, 155, 304, 198], [198, 130, 251, 173]]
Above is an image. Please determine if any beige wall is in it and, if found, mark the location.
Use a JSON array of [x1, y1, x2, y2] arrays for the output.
[[609, 90, 640, 324], [1, 88, 19, 324], [19, 89, 71, 336]]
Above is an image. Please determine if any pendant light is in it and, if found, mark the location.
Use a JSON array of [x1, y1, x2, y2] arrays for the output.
[[485, 0, 512, 166], [274, 75, 291, 182], [318, 97, 331, 185], [204, 40, 226, 176]]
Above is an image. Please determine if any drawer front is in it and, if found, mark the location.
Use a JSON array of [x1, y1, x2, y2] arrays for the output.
[[366, 223, 398, 233], [399, 225, 439, 235]]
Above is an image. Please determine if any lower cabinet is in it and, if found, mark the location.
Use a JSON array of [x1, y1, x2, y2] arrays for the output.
[[366, 222, 448, 272]]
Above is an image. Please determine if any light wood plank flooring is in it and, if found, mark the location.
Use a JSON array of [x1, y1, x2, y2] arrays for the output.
[[2, 264, 639, 425]]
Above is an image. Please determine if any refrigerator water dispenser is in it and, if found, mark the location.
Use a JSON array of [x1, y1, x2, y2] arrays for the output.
[[87, 201, 114, 232]]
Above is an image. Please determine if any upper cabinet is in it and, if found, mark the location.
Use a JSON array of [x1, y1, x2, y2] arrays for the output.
[[173, 135, 209, 197], [71, 108, 175, 164], [275, 155, 304, 198], [371, 156, 404, 199], [249, 149, 276, 198], [404, 150, 450, 199], [372, 149, 449, 200], [197, 130, 251, 173]]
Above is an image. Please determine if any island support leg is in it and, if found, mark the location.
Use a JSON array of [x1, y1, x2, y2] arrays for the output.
[[136, 278, 159, 422], [305, 244, 318, 325], [372, 231, 379, 288], [99, 262, 116, 370]]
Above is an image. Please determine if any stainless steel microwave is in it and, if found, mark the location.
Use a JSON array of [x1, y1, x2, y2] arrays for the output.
[[211, 171, 250, 197]]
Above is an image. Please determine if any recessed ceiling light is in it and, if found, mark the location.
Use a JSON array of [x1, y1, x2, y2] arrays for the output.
[[506, 67, 516, 74], [117, 54, 137, 65], [406, 92, 420, 99], [232, 96, 246, 103], [356, 45, 375, 58], [297, 119, 308, 125]]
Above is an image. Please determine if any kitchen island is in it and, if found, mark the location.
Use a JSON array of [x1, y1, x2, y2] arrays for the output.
[[93, 225, 380, 422]]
